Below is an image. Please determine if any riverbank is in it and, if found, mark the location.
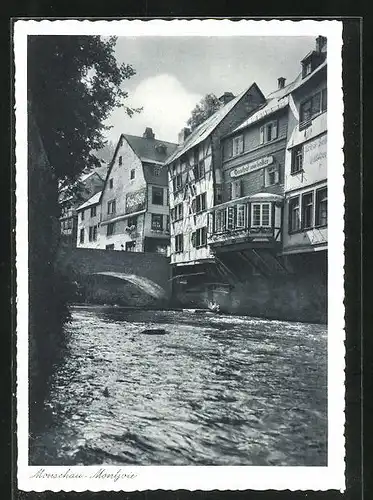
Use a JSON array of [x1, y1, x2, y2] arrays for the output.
[[69, 302, 327, 325]]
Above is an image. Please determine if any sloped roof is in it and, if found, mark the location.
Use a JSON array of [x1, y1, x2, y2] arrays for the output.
[[76, 191, 102, 211], [229, 78, 300, 136], [283, 59, 327, 95], [165, 83, 264, 165], [123, 134, 177, 165]]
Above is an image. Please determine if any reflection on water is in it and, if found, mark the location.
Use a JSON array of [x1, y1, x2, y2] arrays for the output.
[[30, 306, 327, 466]]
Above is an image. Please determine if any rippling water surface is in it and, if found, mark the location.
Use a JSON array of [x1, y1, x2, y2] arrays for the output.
[[31, 306, 327, 466]]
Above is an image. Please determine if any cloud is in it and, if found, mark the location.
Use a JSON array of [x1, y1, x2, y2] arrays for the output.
[[105, 74, 202, 144]]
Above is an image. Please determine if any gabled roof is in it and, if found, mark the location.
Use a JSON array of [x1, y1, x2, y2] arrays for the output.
[[101, 133, 177, 194], [165, 82, 265, 165], [228, 77, 300, 136], [76, 191, 102, 212], [123, 134, 177, 165]]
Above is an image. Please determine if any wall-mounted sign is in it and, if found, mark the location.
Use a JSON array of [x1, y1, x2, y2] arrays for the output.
[[126, 188, 146, 214], [303, 134, 327, 168], [230, 156, 274, 178]]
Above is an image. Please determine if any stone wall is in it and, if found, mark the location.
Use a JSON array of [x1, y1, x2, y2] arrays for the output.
[[172, 251, 327, 323]]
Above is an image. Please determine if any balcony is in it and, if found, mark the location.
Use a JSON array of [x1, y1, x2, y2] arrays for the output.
[[207, 193, 283, 251]]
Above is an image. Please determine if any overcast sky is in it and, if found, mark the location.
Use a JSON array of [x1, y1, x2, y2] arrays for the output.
[[104, 36, 315, 145]]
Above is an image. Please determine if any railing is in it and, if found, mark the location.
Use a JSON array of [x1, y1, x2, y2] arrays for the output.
[[207, 198, 282, 248]]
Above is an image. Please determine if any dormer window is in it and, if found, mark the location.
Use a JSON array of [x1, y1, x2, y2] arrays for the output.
[[304, 61, 312, 77]]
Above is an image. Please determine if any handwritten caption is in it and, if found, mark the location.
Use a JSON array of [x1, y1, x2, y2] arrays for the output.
[[30, 468, 138, 482]]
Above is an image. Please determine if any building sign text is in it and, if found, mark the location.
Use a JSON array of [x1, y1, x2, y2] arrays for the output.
[[230, 156, 274, 178]]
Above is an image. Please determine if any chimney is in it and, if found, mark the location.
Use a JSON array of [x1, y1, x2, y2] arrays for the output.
[[218, 92, 235, 105], [143, 127, 155, 139], [277, 77, 286, 89], [178, 127, 191, 144], [316, 35, 327, 53]]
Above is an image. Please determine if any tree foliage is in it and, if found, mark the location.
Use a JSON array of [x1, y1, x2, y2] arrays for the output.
[[28, 35, 140, 183], [186, 93, 223, 131]]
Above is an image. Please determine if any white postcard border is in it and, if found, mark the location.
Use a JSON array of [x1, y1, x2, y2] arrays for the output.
[[15, 19, 345, 492]]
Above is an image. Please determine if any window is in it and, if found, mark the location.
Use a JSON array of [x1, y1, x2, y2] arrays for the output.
[[232, 135, 244, 156], [152, 186, 164, 205], [107, 200, 116, 215], [193, 160, 205, 180], [289, 197, 300, 233], [260, 120, 278, 144], [321, 88, 327, 112], [67, 218, 72, 229], [230, 179, 242, 200], [154, 165, 162, 176], [251, 203, 271, 227], [192, 227, 207, 248], [130, 169, 135, 180], [90, 206, 97, 217], [89, 225, 98, 242], [252, 204, 261, 227], [215, 209, 226, 232], [127, 216, 137, 229], [172, 203, 183, 221], [107, 222, 115, 236], [166, 215, 170, 232], [106, 244, 114, 250], [227, 206, 235, 230], [79, 228, 85, 243], [175, 234, 184, 253], [303, 60, 312, 77], [195, 192, 207, 213], [151, 213, 163, 231], [300, 89, 327, 128], [265, 165, 280, 186], [215, 185, 222, 204], [173, 174, 183, 193], [236, 204, 246, 228], [81, 210, 85, 221], [315, 187, 327, 227], [118, 156, 123, 166], [291, 146, 304, 174], [302, 192, 314, 229], [109, 178, 113, 189], [125, 241, 136, 252]]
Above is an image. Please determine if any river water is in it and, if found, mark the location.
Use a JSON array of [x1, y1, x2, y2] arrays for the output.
[[30, 306, 327, 466]]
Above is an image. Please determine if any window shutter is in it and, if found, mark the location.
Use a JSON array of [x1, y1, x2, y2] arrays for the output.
[[191, 232, 196, 247], [275, 166, 280, 184], [260, 126, 264, 144], [238, 135, 244, 153], [191, 198, 196, 213], [261, 168, 265, 188], [272, 121, 278, 139], [234, 179, 242, 198]]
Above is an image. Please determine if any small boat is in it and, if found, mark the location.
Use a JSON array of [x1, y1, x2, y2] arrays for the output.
[[207, 301, 221, 314], [141, 328, 168, 335]]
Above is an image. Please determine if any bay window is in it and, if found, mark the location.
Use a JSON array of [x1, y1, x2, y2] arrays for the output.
[[251, 203, 271, 227], [236, 204, 246, 228]]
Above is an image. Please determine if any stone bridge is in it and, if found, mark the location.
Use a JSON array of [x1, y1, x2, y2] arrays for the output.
[[57, 247, 171, 305]]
